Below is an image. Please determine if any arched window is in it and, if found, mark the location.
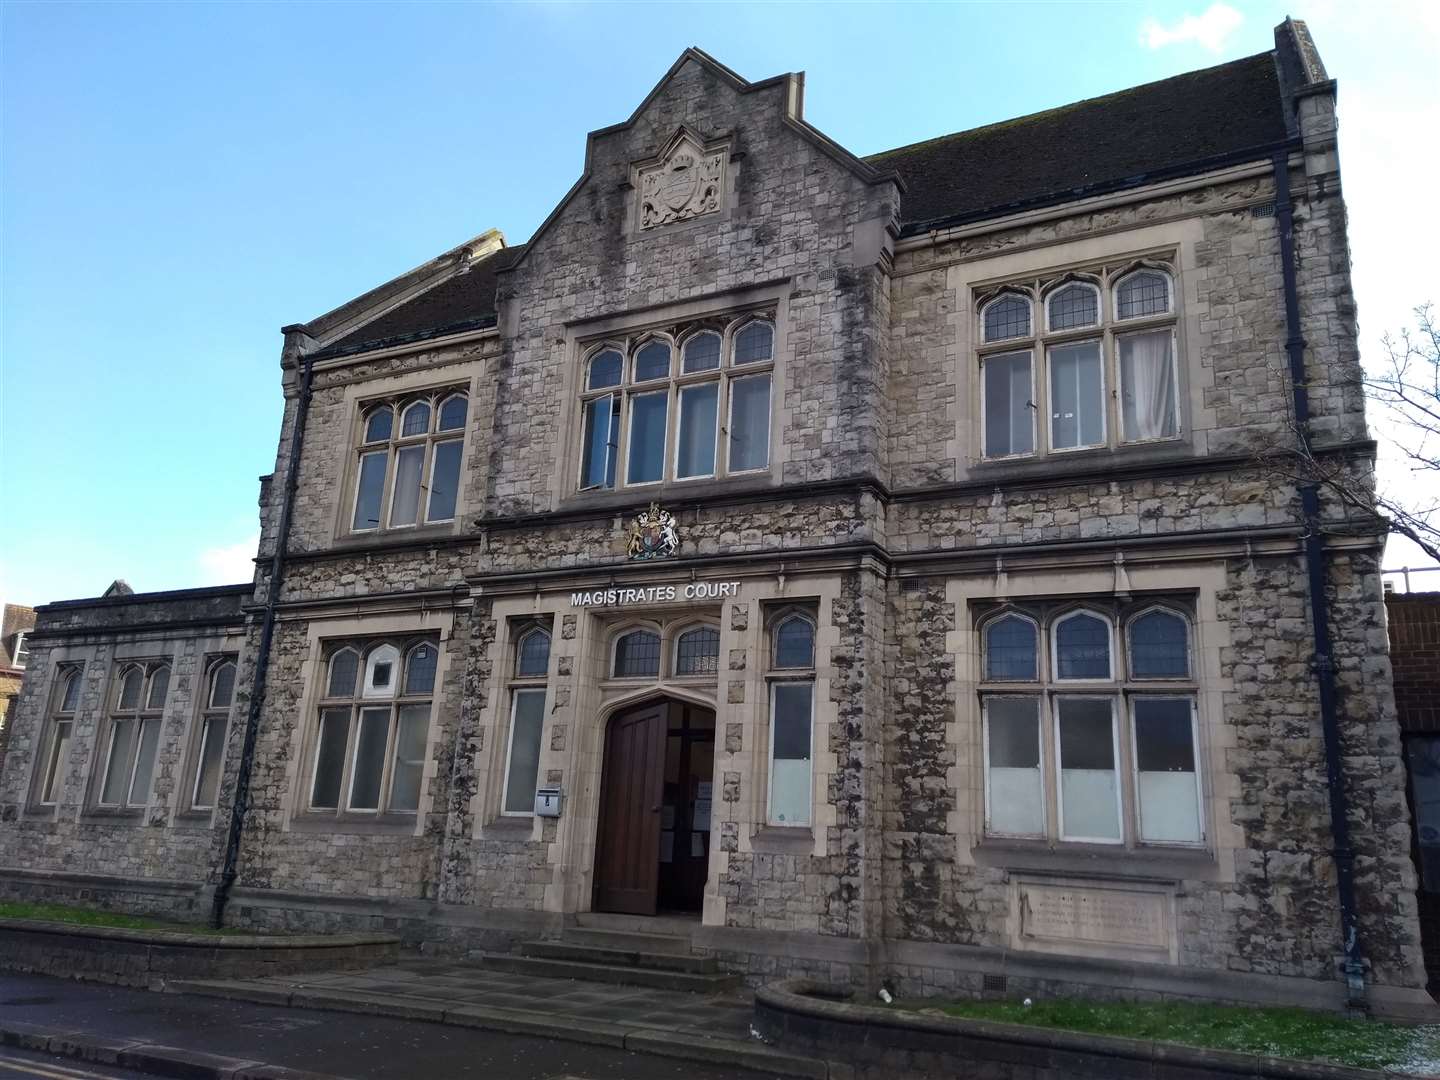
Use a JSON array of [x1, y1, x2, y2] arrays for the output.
[[982, 294, 1031, 343], [515, 628, 551, 679], [146, 665, 171, 710], [772, 615, 815, 670], [400, 401, 431, 437], [1045, 281, 1099, 331], [364, 406, 393, 444], [192, 659, 237, 812], [59, 668, 83, 713], [682, 331, 722, 374], [437, 394, 468, 432], [983, 614, 1038, 681], [1053, 611, 1112, 680], [405, 642, 439, 695], [1128, 609, 1190, 679], [733, 321, 774, 365], [38, 667, 83, 805], [633, 339, 672, 382], [674, 626, 720, 675], [327, 648, 360, 698], [362, 644, 401, 699], [101, 661, 169, 808], [1115, 270, 1172, 320], [118, 666, 143, 711], [588, 348, 623, 389], [612, 630, 661, 678]]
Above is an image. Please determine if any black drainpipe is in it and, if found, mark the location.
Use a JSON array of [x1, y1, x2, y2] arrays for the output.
[[212, 348, 315, 929], [1273, 151, 1366, 1007]]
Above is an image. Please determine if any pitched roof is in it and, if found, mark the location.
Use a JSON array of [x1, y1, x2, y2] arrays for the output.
[[314, 244, 526, 359], [868, 51, 1290, 233]]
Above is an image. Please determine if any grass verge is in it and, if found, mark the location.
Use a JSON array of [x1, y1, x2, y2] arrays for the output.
[[902, 997, 1440, 1072], [0, 900, 242, 935]]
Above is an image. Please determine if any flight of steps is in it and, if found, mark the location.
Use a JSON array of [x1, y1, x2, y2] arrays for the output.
[[470, 914, 741, 993]]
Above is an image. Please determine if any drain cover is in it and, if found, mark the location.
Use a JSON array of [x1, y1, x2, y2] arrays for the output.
[[2, 995, 56, 1006]]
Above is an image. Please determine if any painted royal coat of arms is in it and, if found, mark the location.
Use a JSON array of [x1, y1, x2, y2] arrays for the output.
[[628, 502, 680, 560]]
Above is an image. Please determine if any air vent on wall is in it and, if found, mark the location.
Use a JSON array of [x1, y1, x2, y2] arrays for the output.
[[1251, 201, 1277, 218]]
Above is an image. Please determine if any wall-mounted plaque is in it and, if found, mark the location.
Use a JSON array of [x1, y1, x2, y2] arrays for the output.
[[1012, 877, 1176, 962]]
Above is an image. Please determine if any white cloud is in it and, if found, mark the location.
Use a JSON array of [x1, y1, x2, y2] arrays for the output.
[[1140, 4, 1244, 53], [197, 533, 259, 585]]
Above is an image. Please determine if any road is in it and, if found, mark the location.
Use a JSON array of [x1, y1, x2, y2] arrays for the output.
[[0, 973, 793, 1079], [0, 1047, 157, 1079]]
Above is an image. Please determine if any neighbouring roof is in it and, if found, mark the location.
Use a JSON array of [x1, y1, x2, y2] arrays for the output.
[[317, 52, 1290, 357], [869, 52, 1289, 232]]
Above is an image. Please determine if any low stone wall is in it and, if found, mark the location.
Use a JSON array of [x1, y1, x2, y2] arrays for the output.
[[753, 979, 1383, 1080], [0, 919, 399, 989]]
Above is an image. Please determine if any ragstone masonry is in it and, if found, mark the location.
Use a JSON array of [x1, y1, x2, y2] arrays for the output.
[[2, 20, 1433, 1016]]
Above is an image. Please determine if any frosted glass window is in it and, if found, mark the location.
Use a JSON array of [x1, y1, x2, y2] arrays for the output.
[[676, 382, 719, 479], [728, 373, 771, 472], [733, 322, 774, 365], [1055, 613, 1111, 679], [405, 644, 438, 695], [401, 401, 430, 437], [589, 349, 623, 390], [1119, 331, 1177, 442], [310, 708, 349, 809], [983, 352, 1033, 458], [613, 631, 661, 678], [1116, 271, 1171, 319], [985, 696, 1043, 836], [581, 395, 620, 490], [348, 707, 390, 810], [364, 407, 393, 443], [516, 629, 551, 678], [627, 390, 668, 485], [426, 440, 463, 522], [1049, 342, 1104, 449], [984, 616, 1037, 681], [390, 445, 425, 527], [437, 395, 468, 431], [363, 644, 400, 698], [1134, 698, 1200, 843], [1046, 283, 1099, 331], [634, 341, 671, 382], [503, 688, 546, 814], [327, 650, 359, 698], [1057, 697, 1120, 841], [683, 332, 721, 373], [352, 452, 387, 530], [1129, 610, 1190, 678], [389, 704, 429, 812], [768, 682, 813, 825], [983, 295, 1030, 342]]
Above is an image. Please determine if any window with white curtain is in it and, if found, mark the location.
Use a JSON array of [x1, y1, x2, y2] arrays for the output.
[[578, 312, 775, 492], [978, 601, 1203, 847], [351, 389, 468, 533], [98, 661, 170, 808], [976, 265, 1178, 461]]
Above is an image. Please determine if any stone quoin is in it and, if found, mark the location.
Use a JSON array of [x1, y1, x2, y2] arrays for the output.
[[2, 18, 1435, 1019]]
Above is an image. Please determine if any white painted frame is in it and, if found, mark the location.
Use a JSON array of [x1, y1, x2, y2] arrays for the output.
[[765, 678, 815, 828], [1052, 694, 1124, 844], [1050, 609, 1115, 682], [979, 610, 1041, 682], [501, 687, 548, 817], [1044, 279, 1102, 334], [1046, 337, 1107, 453], [1115, 327, 1183, 445], [1113, 267, 1175, 321], [1129, 694, 1205, 846], [978, 349, 1036, 462], [1125, 605, 1192, 680], [981, 693, 1046, 839]]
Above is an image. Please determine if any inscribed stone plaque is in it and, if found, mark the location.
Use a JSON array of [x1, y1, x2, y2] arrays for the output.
[[1014, 879, 1174, 960]]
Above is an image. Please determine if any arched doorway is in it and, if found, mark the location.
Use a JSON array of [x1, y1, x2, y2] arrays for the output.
[[593, 697, 715, 916]]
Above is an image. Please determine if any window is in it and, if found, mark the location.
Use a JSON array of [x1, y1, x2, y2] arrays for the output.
[[976, 266, 1178, 461], [767, 612, 816, 827], [308, 641, 436, 816], [99, 662, 169, 808], [612, 629, 661, 678], [577, 313, 775, 492], [503, 621, 551, 816], [674, 625, 719, 676], [1407, 737, 1440, 891], [190, 659, 235, 812], [979, 602, 1202, 846], [12, 631, 28, 668], [37, 667, 82, 805], [351, 389, 467, 532]]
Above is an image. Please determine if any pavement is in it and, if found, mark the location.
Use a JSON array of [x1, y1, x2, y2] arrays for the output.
[[0, 969, 825, 1080]]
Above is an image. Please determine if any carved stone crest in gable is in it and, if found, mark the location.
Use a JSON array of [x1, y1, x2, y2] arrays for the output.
[[637, 132, 726, 231]]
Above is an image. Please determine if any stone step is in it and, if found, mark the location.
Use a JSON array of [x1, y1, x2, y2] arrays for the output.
[[471, 951, 740, 993], [572, 911, 702, 938], [521, 939, 719, 973], [559, 927, 695, 956]]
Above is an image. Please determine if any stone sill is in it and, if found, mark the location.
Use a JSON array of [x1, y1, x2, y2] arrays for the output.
[[972, 840, 1217, 880], [750, 827, 815, 854]]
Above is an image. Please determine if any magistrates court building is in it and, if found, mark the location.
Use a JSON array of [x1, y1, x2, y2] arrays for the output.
[[3, 19, 1434, 1016]]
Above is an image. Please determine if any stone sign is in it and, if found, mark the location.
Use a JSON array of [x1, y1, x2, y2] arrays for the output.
[[1014, 879, 1173, 959]]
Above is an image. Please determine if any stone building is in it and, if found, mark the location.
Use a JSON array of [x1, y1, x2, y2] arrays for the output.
[[2, 19, 1433, 1016], [0, 602, 37, 774]]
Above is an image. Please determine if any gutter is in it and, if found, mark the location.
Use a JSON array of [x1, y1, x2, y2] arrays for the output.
[[1272, 151, 1366, 1008], [211, 349, 315, 928]]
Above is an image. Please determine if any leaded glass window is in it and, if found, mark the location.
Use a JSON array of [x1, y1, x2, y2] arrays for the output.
[[1115, 270, 1171, 320], [773, 615, 815, 670], [1045, 282, 1099, 331], [984, 615, 1038, 681], [613, 630, 662, 678], [982, 294, 1031, 343], [674, 626, 720, 676], [516, 629, 551, 679]]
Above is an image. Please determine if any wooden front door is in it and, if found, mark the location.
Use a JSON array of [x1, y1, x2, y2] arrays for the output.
[[593, 701, 668, 915]]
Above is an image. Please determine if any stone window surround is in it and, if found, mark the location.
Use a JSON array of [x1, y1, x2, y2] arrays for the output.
[[327, 365, 482, 546], [89, 657, 173, 817], [499, 615, 554, 819], [947, 560, 1239, 886], [605, 617, 722, 684], [554, 282, 794, 511], [283, 610, 453, 836], [763, 605, 818, 830], [27, 661, 84, 811], [172, 652, 239, 825], [950, 220, 1215, 483]]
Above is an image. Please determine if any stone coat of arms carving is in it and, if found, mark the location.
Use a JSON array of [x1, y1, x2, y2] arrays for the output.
[[628, 502, 680, 560], [639, 136, 725, 231]]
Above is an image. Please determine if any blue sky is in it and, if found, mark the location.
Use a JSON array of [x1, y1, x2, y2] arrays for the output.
[[3, 1, 1437, 605]]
